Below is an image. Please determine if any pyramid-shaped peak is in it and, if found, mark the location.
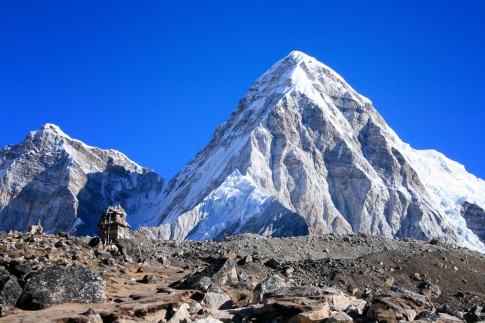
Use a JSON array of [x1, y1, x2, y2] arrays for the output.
[[26, 123, 72, 144]]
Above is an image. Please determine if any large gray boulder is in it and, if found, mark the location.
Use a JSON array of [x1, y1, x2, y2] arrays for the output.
[[18, 264, 106, 310], [0, 267, 22, 316]]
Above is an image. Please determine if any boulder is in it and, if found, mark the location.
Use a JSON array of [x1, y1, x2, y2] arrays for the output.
[[326, 311, 353, 323], [171, 257, 238, 290], [321, 288, 352, 312], [202, 286, 233, 310], [346, 298, 367, 316], [253, 274, 288, 303], [0, 267, 22, 316], [8, 260, 32, 280], [18, 264, 106, 310], [437, 312, 463, 322], [367, 304, 397, 323], [368, 296, 422, 321], [289, 305, 329, 322]]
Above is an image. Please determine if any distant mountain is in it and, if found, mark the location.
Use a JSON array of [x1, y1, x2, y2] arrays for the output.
[[0, 124, 164, 235], [1, 52, 484, 251], [141, 51, 485, 251]]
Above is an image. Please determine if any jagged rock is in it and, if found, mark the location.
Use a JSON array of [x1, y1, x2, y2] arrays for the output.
[[18, 264, 106, 310], [326, 311, 353, 323], [346, 298, 367, 316], [237, 271, 248, 282], [201, 286, 233, 310], [167, 303, 191, 323], [171, 257, 238, 290], [253, 274, 288, 303], [211, 258, 238, 286], [321, 288, 352, 312], [0, 267, 22, 316], [419, 282, 441, 300]]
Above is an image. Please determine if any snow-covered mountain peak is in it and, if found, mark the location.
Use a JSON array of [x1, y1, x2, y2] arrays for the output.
[[31, 123, 69, 139], [149, 51, 485, 251], [286, 50, 313, 63], [0, 124, 165, 235]]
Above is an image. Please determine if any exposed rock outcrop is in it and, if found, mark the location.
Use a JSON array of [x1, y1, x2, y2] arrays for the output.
[[461, 201, 485, 242]]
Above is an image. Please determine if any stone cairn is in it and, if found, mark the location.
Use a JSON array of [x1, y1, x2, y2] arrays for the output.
[[97, 205, 130, 245]]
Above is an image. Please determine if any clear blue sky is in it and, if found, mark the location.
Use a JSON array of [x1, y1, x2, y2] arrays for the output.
[[1, 1, 484, 180]]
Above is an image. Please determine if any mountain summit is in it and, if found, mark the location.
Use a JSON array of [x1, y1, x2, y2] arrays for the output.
[[0, 123, 164, 235], [1, 52, 484, 251], [141, 51, 485, 251]]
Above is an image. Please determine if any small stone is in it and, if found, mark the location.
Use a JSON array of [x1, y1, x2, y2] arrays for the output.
[[265, 258, 281, 268], [455, 291, 465, 298], [142, 275, 158, 284], [385, 276, 394, 287], [429, 237, 443, 245], [437, 313, 463, 322]]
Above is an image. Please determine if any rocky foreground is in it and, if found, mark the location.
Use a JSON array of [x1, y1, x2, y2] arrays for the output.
[[0, 231, 484, 322]]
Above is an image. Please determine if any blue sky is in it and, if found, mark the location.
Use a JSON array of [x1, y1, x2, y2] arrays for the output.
[[1, 1, 484, 179]]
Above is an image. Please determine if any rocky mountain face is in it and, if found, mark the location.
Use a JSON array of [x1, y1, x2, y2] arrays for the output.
[[142, 51, 485, 251], [461, 202, 485, 242], [0, 124, 164, 236]]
